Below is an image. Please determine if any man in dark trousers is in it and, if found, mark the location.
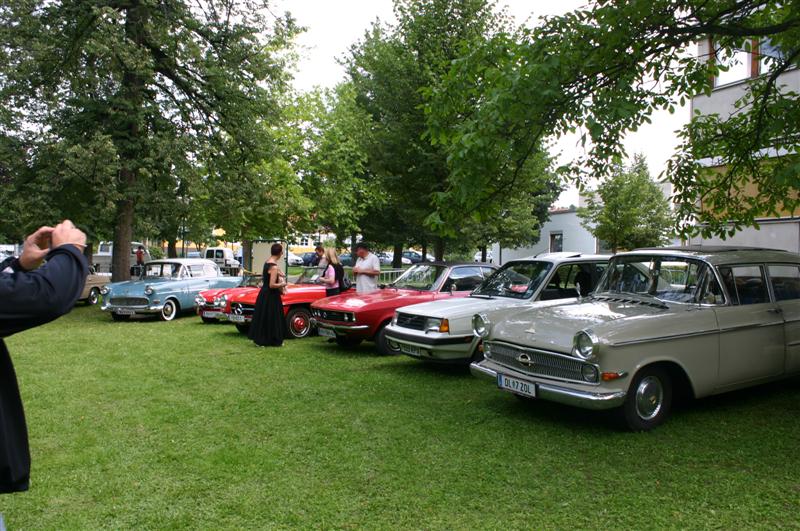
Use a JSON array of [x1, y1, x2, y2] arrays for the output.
[[0, 220, 88, 529]]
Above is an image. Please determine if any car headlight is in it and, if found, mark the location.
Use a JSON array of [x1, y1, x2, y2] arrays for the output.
[[144, 285, 154, 296], [215, 294, 228, 307], [581, 364, 599, 383], [391, 312, 398, 326], [100, 287, 109, 295], [425, 317, 449, 333], [572, 330, 598, 360], [194, 295, 205, 306], [472, 313, 490, 338]]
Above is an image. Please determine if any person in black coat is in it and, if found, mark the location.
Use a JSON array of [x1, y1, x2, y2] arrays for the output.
[[0, 221, 88, 503]]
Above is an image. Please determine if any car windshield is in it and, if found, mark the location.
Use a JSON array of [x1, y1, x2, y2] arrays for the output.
[[597, 255, 712, 303], [392, 264, 447, 291], [473, 260, 552, 299], [144, 262, 182, 279], [294, 267, 324, 285], [239, 275, 263, 288]]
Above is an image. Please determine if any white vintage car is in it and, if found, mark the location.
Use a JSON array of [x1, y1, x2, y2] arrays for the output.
[[470, 246, 800, 430], [384, 253, 610, 363]]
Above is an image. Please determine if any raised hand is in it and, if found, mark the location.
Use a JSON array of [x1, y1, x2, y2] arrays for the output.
[[18, 226, 54, 270]]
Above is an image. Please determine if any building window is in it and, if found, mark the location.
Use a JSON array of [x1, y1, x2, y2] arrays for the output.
[[758, 38, 785, 74], [713, 44, 751, 87], [300, 236, 309, 246], [549, 232, 563, 253]]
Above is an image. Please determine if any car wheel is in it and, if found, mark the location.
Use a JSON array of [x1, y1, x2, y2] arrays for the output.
[[376, 324, 401, 356], [335, 336, 363, 348], [200, 316, 217, 324], [111, 313, 130, 322], [286, 307, 312, 339], [159, 299, 179, 322], [619, 366, 672, 431], [235, 323, 250, 334], [86, 288, 101, 306]]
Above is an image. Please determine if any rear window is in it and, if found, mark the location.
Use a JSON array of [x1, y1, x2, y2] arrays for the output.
[[769, 265, 800, 301], [718, 265, 770, 305]]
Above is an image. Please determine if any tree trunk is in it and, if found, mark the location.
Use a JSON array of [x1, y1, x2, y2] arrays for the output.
[[242, 240, 252, 272], [480, 245, 487, 262], [84, 241, 94, 270], [350, 232, 357, 258], [421, 242, 427, 262], [167, 239, 178, 258], [111, 1, 147, 282], [433, 237, 445, 262], [111, 196, 134, 281], [392, 242, 403, 269]]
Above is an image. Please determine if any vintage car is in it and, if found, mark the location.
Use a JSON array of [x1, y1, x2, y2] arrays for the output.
[[100, 258, 241, 321], [80, 266, 111, 305], [194, 275, 262, 323], [470, 246, 800, 431], [311, 262, 498, 355], [384, 253, 609, 364], [223, 267, 351, 339]]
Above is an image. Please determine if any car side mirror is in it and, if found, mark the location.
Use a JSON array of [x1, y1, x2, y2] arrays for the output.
[[575, 282, 583, 300], [449, 283, 457, 295]]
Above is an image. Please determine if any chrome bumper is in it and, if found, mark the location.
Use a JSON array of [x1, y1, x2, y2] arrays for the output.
[[101, 304, 164, 314], [311, 319, 369, 332], [470, 359, 626, 410]]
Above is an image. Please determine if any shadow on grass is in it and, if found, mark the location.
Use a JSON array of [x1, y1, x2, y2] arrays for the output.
[[372, 357, 472, 378]]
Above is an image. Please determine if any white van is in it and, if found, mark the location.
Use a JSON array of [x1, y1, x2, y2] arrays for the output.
[[204, 247, 240, 275]]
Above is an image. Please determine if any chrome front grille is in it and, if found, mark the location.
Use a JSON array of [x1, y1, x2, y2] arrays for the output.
[[486, 341, 587, 383], [230, 303, 255, 316], [110, 297, 149, 307], [316, 310, 350, 322], [396, 313, 426, 331]]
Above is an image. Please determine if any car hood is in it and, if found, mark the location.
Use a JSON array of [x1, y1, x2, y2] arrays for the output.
[[106, 278, 172, 294], [199, 287, 233, 300], [491, 297, 668, 355], [397, 295, 526, 319], [313, 288, 433, 311]]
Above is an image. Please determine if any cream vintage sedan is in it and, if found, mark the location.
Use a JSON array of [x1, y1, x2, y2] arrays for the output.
[[470, 246, 800, 431]]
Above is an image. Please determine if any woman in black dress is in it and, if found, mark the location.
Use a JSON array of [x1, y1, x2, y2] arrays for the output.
[[249, 243, 288, 347]]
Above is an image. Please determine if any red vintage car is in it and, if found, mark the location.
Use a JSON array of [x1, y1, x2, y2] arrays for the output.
[[311, 262, 497, 355], [224, 268, 351, 339], [194, 275, 262, 323]]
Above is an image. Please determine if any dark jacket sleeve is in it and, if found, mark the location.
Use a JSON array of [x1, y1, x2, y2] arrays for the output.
[[0, 245, 89, 338]]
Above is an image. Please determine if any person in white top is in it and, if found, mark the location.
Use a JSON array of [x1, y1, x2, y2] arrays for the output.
[[352, 242, 381, 294]]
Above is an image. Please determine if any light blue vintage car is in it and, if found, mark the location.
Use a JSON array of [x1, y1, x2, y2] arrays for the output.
[[100, 258, 242, 321]]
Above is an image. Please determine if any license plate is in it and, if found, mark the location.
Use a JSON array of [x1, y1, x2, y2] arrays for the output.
[[228, 314, 247, 323], [202, 311, 221, 318], [400, 344, 421, 356], [318, 327, 336, 338], [115, 309, 135, 316], [497, 373, 536, 398]]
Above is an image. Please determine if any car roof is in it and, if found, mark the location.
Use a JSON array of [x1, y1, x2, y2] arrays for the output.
[[521, 251, 612, 263], [147, 258, 218, 266], [412, 261, 497, 268], [621, 246, 800, 266]]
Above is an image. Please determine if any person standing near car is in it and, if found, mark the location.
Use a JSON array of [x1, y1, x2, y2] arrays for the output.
[[352, 242, 380, 294], [0, 220, 88, 528], [248, 243, 288, 347], [319, 248, 345, 297], [310, 246, 324, 267]]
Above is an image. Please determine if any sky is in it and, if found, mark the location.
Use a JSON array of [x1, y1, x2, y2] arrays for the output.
[[273, 0, 689, 207]]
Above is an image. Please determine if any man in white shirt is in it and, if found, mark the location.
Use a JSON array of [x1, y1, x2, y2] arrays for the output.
[[352, 242, 381, 294]]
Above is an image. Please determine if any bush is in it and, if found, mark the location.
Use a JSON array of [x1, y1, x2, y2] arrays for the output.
[[149, 246, 164, 259]]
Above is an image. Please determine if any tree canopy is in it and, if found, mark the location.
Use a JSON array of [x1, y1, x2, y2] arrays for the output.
[[427, 0, 800, 240]]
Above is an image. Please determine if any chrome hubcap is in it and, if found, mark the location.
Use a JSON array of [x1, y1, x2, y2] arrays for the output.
[[291, 315, 310, 336], [635, 376, 663, 421], [164, 303, 175, 319]]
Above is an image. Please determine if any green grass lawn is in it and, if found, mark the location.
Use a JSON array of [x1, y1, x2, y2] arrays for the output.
[[3, 306, 800, 529]]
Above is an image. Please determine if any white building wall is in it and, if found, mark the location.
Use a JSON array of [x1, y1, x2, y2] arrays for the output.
[[684, 218, 800, 253], [491, 210, 599, 265]]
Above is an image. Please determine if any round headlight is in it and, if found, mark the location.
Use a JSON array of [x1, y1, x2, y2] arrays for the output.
[[573, 330, 597, 360], [144, 286, 154, 296], [100, 287, 109, 295], [472, 313, 490, 338], [194, 295, 204, 305], [391, 312, 398, 326], [581, 364, 599, 383]]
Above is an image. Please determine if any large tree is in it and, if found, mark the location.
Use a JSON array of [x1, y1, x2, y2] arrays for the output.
[[1, 0, 298, 280], [578, 155, 675, 253], [347, 0, 559, 261], [428, 0, 800, 240]]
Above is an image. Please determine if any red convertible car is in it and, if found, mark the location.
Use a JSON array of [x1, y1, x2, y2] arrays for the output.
[[311, 262, 497, 355], [223, 268, 351, 339], [195, 275, 262, 323]]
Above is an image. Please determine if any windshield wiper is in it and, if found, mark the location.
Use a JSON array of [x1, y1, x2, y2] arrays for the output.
[[470, 293, 493, 299]]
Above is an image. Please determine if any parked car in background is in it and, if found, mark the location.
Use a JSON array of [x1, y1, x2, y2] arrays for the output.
[[340, 253, 354, 267], [470, 246, 800, 431], [385, 253, 609, 364], [101, 259, 241, 322], [94, 241, 150, 274], [223, 267, 353, 338], [186, 251, 201, 258], [473, 249, 494, 263], [80, 266, 111, 305], [194, 275, 262, 323], [287, 252, 304, 266], [378, 252, 412, 266], [302, 252, 319, 266], [204, 247, 240, 275], [402, 250, 433, 264], [311, 262, 498, 355]]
